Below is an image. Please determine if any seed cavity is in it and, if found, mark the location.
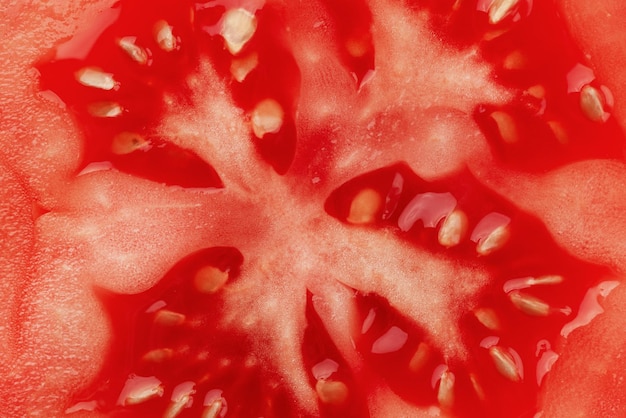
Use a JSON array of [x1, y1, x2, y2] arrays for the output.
[[489, 345, 522, 382], [154, 20, 178, 52], [315, 379, 349, 405], [251, 98, 284, 138], [117, 375, 164, 406], [488, 0, 520, 24], [75, 67, 118, 90], [87, 101, 123, 118], [489, 110, 518, 144], [164, 382, 196, 418], [111, 132, 151, 155], [580, 84, 610, 122], [230, 52, 259, 82], [194, 266, 229, 294], [437, 369, 455, 409], [438, 209, 468, 247], [473, 307, 500, 331], [472, 212, 511, 256], [154, 309, 186, 326], [118, 36, 149, 64], [347, 188, 383, 225], [221, 8, 257, 55], [408, 342, 430, 373]]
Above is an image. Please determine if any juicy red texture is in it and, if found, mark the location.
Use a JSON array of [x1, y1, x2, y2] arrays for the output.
[[72, 247, 304, 417], [31, 0, 626, 417], [326, 163, 610, 417], [37, 0, 301, 184]]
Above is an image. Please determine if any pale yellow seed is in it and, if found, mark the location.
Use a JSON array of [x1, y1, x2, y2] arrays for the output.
[[221, 8, 257, 55], [438, 209, 468, 247], [408, 342, 430, 373], [163, 387, 194, 418], [526, 84, 546, 99], [469, 373, 486, 401], [87, 101, 123, 118], [142, 348, 174, 363], [476, 224, 510, 255], [489, 0, 519, 24], [489, 346, 521, 382], [474, 307, 501, 331], [347, 188, 383, 225], [490, 110, 519, 144], [123, 381, 164, 405], [111, 132, 150, 155], [118, 37, 149, 64], [76, 67, 117, 90], [251, 99, 284, 138], [202, 399, 224, 418], [508, 290, 551, 316], [503, 50, 527, 70], [533, 275, 564, 286], [547, 120, 569, 144], [315, 379, 349, 405], [437, 370, 455, 409], [230, 52, 259, 82], [194, 266, 229, 294], [155, 310, 186, 326], [154, 20, 177, 52], [580, 84, 608, 122]]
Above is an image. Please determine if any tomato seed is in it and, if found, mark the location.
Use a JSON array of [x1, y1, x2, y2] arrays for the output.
[[221, 8, 257, 55], [75, 67, 118, 90]]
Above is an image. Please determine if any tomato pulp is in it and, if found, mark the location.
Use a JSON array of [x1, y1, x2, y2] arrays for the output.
[[1, 0, 626, 417]]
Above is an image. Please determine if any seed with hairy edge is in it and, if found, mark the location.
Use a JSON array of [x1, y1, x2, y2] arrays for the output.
[[164, 382, 196, 418], [474, 307, 500, 330], [118, 37, 149, 64], [437, 369, 455, 409], [154, 309, 186, 326], [316, 379, 349, 405], [221, 8, 257, 55], [409, 342, 430, 372], [580, 84, 610, 122], [488, 0, 520, 24], [111, 132, 151, 155], [87, 101, 123, 118], [251, 98, 284, 138], [347, 188, 383, 225], [194, 266, 229, 294], [154, 20, 177, 52], [75, 67, 118, 90], [489, 110, 518, 144], [438, 209, 468, 247], [230, 53, 258, 82], [503, 50, 527, 70], [489, 346, 522, 382], [117, 375, 164, 406]]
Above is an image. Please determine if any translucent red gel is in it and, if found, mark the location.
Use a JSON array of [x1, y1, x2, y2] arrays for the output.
[[35, 0, 625, 417], [326, 163, 612, 417]]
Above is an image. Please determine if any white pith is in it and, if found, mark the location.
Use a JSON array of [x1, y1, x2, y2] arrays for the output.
[[3, 0, 626, 416]]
